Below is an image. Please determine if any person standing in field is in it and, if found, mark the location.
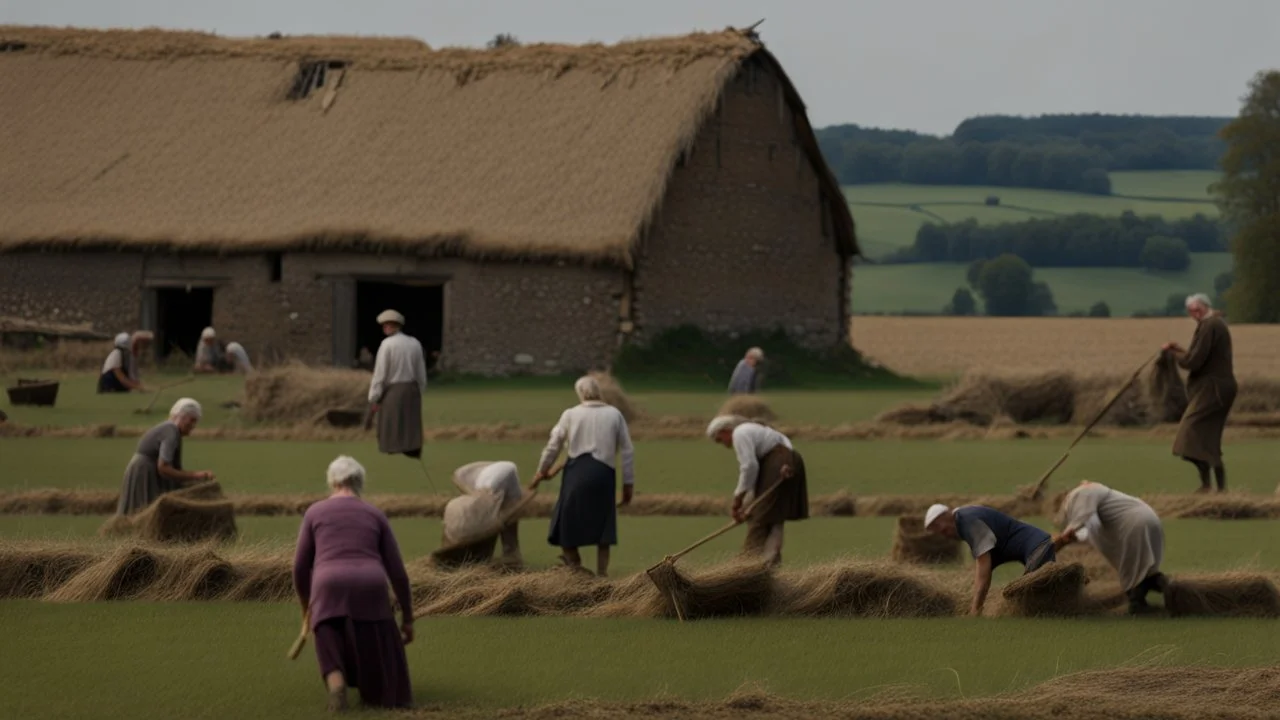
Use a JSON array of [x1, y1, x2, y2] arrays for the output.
[[706, 414, 808, 567], [98, 333, 144, 393], [293, 456, 414, 712], [924, 504, 1056, 616], [1053, 480, 1168, 614], [1162, 293, 1237, 493], [115, 398, 215, 514], [531, 375, 635, 577], [368, 310, 427, 459], [727, 347, 765, 394]]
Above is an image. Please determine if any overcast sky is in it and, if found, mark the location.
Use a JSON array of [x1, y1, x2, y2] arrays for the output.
[[4, 0, 1276, 134]]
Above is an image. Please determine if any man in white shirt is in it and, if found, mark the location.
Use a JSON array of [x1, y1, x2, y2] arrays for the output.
[[368, 310, 428, 459], [706, 414, 809, 566]]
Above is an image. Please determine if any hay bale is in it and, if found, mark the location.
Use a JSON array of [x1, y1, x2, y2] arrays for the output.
[[225, 559, 294, 601], [890, 516, 960, 564], [999, 562, 1087, 617], [0, 546, 96, 599], [997, 372, 1076, 424], [1165, 575, 1280, 618], [242, 362, 369, 424], [1073, 374, 1148, 427], [589, 372, 639, 422], [643, 561, 774, 620], [775, 560, 957, 617], [717, 395, 777, 424], [145, 548, 235, 601], [1235, 377, 1280, 414], [101, 494, 237, 544]]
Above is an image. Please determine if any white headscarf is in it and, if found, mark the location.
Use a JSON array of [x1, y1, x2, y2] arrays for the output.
[[200, 327, 217, 340], [169, 398, 203, 421], [113, 333, 130, 349]]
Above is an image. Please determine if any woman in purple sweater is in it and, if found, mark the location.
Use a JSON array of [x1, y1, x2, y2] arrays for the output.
[[293, 456, 414, 712]]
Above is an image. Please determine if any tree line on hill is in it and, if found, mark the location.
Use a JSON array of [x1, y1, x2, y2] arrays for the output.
[[938, 257, 1234, 318], [886, 212, 1224, 270], [817, 114, 1228, 194]]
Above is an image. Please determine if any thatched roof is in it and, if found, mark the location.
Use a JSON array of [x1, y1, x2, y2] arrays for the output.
[[0, 25, 856, 265]]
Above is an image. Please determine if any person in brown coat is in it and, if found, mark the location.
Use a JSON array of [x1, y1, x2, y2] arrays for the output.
[[1162, 293, 1236, 493]]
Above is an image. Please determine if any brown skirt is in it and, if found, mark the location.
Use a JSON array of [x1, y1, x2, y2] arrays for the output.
[[378, 382, 423, 455], [747, 446, 809, 529], [313, 616, 412, 709], [1172, 377, 1237, 465]]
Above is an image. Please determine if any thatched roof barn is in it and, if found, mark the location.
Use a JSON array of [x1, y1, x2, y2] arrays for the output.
[[0, 25, 857, 374]]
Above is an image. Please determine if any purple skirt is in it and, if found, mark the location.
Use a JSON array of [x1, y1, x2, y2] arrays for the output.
[[313, 617, 412, 708]]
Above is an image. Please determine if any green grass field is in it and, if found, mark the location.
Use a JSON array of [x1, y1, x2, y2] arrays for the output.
[[5, 435, 1279, 497], [852, 252, 1232, 316], [3, 602, 1277, 719], [842, 171, 1229, 315], [0, 372, 937, 429]]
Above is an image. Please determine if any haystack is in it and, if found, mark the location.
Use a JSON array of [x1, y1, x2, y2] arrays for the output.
[[1165, 574, 1280, 618], [100, 493, 237, 544], [774, 560, 957, 617], [242, 362, 369, 424], [640, 561, 774, 620], [717, 395, 777, 424], [589, 371, 639, 422], [45, 546, 166, 602], [890, 516, 960, 564], [998, 562, 1087, 617], [0, 546, 96, 599], [1072, 374, 1148, 427]]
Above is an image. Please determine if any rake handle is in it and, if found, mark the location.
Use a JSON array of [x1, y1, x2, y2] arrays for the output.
[[142, 376, 195, 412], [1028, 352, 1158, 498], [649, 470, 788, 570], [287, 609, 310, 660]]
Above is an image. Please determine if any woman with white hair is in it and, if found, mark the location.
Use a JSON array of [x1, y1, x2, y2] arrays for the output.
[[293, 456, 414, 712], [194, 327, 253, 374], [1053, 480, 1168, 614], [706, 414, 809, 566], [1162, 293, 1237, 492], [115, 398, 214, 514], [97, 333, 144, 393], [728, 347, 765, 395], [531, 375, 635, 576]]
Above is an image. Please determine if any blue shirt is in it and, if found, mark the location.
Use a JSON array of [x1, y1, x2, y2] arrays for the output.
[[954, 505, 1050, 568]]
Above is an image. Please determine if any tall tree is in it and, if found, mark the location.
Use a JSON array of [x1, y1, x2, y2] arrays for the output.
[[1215, 71, 1280, 322]]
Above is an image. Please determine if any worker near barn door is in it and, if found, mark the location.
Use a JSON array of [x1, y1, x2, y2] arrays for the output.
[[1162, 293, 1236, 493], [924, 504, 1056, 616], [368, 310, 427, 459]]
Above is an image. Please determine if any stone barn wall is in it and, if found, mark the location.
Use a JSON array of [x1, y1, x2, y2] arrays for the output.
[[632, 58, 847, 348]]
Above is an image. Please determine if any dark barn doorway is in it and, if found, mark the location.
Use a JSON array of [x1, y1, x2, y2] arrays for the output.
[[155, 287, 214, 360], [355, 281, 444, 372]]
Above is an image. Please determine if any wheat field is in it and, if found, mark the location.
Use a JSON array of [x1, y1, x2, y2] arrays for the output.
[[853, 317, 1280, 378]]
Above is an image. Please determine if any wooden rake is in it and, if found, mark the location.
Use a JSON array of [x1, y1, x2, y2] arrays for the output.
[[1020, 352, 1159, 502], [134, 376, 196, 414], [645, 468, 790, 621]]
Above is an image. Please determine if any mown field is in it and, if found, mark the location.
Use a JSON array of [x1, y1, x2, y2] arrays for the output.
[[853, 316, 1280, 379], [4, 347, 1279, 717], [843, 170, 1230, 316]]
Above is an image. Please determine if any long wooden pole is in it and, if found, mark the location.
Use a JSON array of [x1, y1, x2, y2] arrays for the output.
[[287, 608, 310, 660], [138, 376, 195, 414], [1025, 352, 1158, 499]]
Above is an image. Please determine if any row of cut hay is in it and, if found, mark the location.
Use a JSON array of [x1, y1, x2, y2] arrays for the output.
[[878, 363, 1280, 430], [431, 664, 1280, 719], [8, 414, 1280, 442], [7, 488, 1280, 520], [7, 542, 1275, 620]]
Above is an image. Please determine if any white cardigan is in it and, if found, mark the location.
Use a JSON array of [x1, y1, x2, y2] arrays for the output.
[[537, 402, 635, 486]]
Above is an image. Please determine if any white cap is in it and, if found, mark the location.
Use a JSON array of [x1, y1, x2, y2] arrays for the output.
[[924, 503, 950, 529], [200, 327, 216, 340], [376, 309, 405, 326], [114, 332, 131, 349]]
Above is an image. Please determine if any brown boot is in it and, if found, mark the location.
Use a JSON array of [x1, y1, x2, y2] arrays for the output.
[[327, 689, 348, 713]]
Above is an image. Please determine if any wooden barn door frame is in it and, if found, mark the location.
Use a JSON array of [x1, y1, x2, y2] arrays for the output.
[[324, 273, 452, 369]]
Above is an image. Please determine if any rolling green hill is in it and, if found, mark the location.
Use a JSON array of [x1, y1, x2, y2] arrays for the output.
[[845, 171, 1229, 316]]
